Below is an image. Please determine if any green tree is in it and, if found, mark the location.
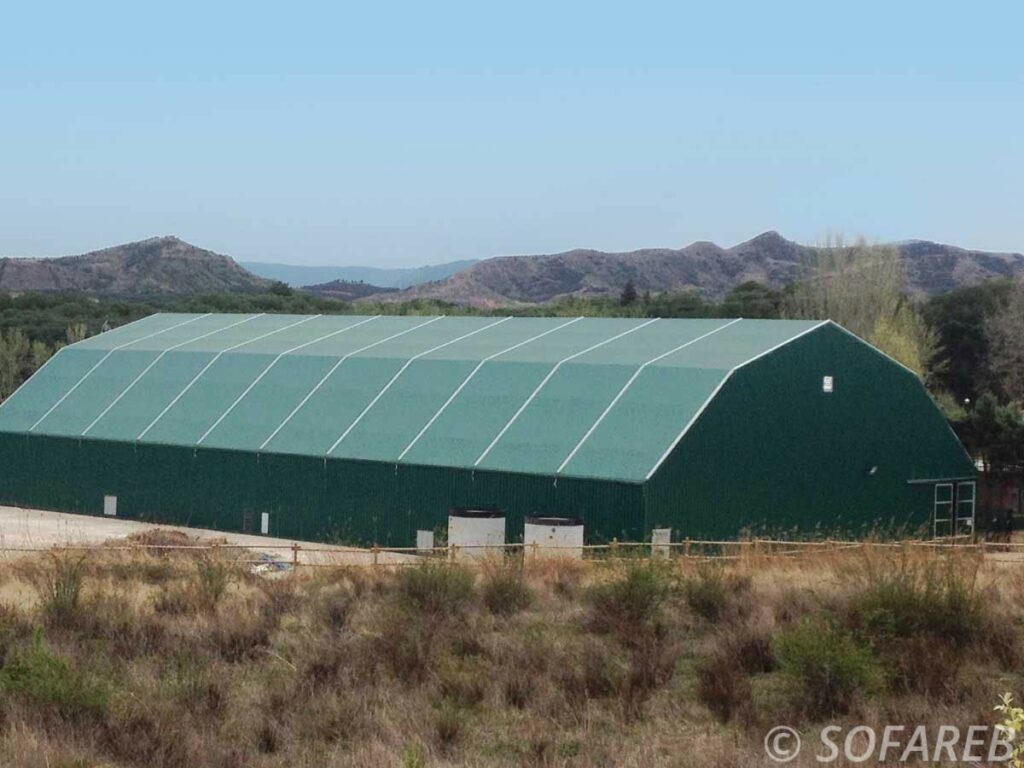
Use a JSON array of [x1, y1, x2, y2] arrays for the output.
[[962, 394, 1023, 475], [620, 280, 638, 306], [720, 281, 783, 318], [923, 280, 1013, 402], [987, 280, 1024, 403]]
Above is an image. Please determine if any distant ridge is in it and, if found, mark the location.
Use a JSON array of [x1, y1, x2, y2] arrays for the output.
[[0, 236, 269, 296], [301, 279, 398, 301], [364, 232, 1024, 308], [241, 259, 478, 289]]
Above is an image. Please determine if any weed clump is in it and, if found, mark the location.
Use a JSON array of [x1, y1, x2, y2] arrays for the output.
[[195, 556, 231, 610], [586, 559, 675, 639], [683, 562, 751, 623], [396, 561, 475, 618], [38, 554, 85, 628], [696, 652, 753, 723], [481, 560, 533, 616]]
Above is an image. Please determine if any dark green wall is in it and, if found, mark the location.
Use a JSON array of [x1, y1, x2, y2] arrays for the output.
[[644, 324, 975, 539], [0, 432, 644, 546]]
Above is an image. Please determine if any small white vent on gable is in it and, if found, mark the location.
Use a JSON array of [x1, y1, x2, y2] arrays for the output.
[[823, 375, 834, 393]]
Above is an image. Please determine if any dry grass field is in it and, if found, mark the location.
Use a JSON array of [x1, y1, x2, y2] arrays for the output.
[[0, 536, 1019, 767]]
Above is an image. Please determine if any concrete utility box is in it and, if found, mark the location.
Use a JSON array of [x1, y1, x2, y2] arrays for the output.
[[524, 516, 584, 559], [651, 527, 672, 558], [448, 508, 505, 560]]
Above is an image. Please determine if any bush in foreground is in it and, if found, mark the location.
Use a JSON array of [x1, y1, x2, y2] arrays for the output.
[[774, 615, 882, 719]]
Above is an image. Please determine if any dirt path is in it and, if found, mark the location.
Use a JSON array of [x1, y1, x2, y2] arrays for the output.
[[0, 505, 416, 566]]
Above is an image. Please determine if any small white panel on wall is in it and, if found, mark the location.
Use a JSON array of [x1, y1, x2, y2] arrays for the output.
[[822, 375, 834, 393], [260, 512, 270, 535], [103, 495, 117, 517], [416, 530, 435, 552]]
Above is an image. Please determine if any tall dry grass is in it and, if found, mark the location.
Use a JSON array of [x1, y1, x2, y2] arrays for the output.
[[0, 540, 1017, 766]]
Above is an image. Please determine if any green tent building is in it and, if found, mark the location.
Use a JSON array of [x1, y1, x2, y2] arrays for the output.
[[0, 313, 976, 544]]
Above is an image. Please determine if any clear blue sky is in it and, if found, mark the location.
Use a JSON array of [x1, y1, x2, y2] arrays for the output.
[[1, 1, 1021, 266]]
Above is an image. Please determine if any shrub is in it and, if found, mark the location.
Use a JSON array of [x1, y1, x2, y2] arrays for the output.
[[683, 563, 730, 623], [503, 674, 534, 709], [850, 554, 984, 651], [437, 657, 488, 709], [697, 652, 753, 723], [153, 583, 194, 616], [719, 619, 777, 674], [39, 554, 85, 627], [848, 553, 988, 695], [774, 615, 882, 719], [620, 633, 676, 718], [586, 559, 675, 639], [396, 561, 475, 618], [0, 633, 109, 721], [481, 561, 533, 616], [434, 700, 466, 750], [195, 557, 231, 610]]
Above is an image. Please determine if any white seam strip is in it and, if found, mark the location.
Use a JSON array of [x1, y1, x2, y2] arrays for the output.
[[327, 317, 512, 455], [474, 318, 660, 467], [397, 316, 585, 461], [259, 315, 445, 451], [556, 318, 743, 475], [81, 314, 264, 436], [643, 320, 829, 481], [29, 314, 210, 432], [137, 313, 329, 440], [195, 315, 382, 446]]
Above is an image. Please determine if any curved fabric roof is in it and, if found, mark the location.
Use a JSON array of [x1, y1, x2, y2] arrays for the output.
[[0, 313, 824, 482]]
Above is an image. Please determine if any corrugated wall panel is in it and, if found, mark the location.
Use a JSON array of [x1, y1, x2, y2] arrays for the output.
[[0, 433, 644, 546]]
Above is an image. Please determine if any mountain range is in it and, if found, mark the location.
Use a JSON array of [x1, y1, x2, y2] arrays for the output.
[[363, 232, 1024, 307], [1, 232, 1021, 306]]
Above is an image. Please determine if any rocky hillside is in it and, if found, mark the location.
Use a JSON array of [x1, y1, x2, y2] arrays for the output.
[[0, 237, 269, 296], [368, 232, 1024, 308]]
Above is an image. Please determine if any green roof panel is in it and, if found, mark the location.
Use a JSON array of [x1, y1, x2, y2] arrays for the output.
[[0, 314, 826, 482]]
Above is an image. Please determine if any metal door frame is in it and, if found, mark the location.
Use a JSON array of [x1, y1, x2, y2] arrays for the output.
[[933, 482, 954, 538], [955, 481, 976, 536]]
